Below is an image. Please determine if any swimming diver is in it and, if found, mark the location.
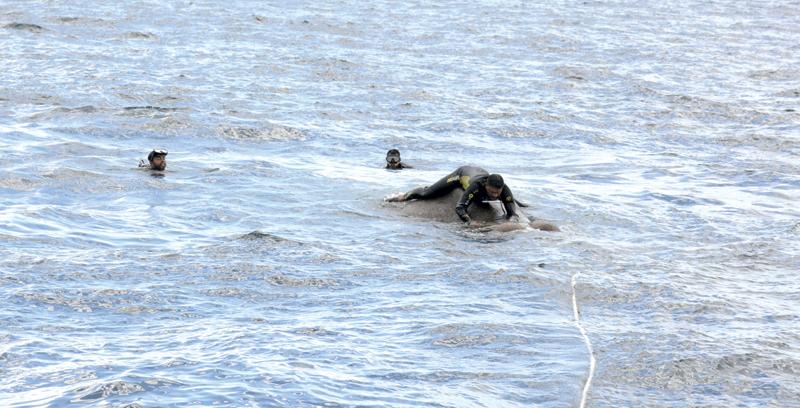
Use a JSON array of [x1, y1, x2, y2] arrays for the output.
[[387, 165, 519, 226], [139, 149, 168, 171], [385, 149, 412, 170]]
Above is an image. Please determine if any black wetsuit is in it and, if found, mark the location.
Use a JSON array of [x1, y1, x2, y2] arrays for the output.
[[405, 166, 516, 222], [386, 162, 412, 170]]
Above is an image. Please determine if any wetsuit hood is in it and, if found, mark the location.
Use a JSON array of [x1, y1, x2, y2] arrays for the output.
[[386, 149, 401, 164], [148, 149, 168, 162], [487, 174, 504, 188]]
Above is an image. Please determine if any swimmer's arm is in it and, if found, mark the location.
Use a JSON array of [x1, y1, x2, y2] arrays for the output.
[[502, 187, 517, 219], [456, 186, 478, 223]]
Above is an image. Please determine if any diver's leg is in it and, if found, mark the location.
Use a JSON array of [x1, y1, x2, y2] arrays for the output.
[[404, 169, 462, 200], [460, 166, 488, 180]]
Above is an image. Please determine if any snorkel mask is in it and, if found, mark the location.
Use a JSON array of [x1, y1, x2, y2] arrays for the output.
[[148, 149, 168, 162], [386, 149, 401, 164]]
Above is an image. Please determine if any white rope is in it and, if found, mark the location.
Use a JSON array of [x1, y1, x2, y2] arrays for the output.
[[572, 272, 596, 408]]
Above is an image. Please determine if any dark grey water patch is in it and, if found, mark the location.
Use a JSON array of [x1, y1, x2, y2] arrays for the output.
[[238, 230, 296, 243], [637, 352, 786, 402], [564, 171, 628, 184], [0, 273, 27, 286], [527, 107, 575, 124], [18, 287, 176, 315], [632, 80, 774, 126], [70, 380, 146, 402], [748, 69, 800, 81], [315, 68, 355, 82], [123, 106, 179, 112], [29, 325, 86, 337], [196, 236, 319, 267], [428, 323, 546, 349], [295, 326, 338, 336], [19, 292, 94, 313], [39, 168, 128, 194], [119, 105, 180, 119], [55, 17, 82, 23], [113, 84, 194, 103], [575, 279, 656, 308], [527, 31, 582, 54], [410, 370, 533, 384], [50, 16, 114, 27], [294, 18, 360, 37], [159, 95, 183, 104], [715, 132, 799, 153], [207, 262, 275, 282], [47, 126, 137, 140], [139, 116, 195, 136], [161, 357, 198, 368], [291, 56, 364, 82], [551, 65, 605, 83], [491, 126, 549, 139], [4, 22, 45, 33], [668, 93, 770, 123], [265, 273, 339, 288], [0, 175, 43, 191], [453, 228, 519, 244], [216, 124, 306, 141], [723, 239, 779, 261], [59, 370, 99, 386], [309, 252, 344, 265], [648, 192, 720, 207], [116, 305, 173, 315], [481, 107, 520, 121], [120, 31, 157, 40], [335, 208, 382, 220], [233, 233, 327, 260], [481, 267, 567, 288], [774, 89, 800, 98], [41, 140, 117, 155], [433, 333, 498, 348], [204, 286, 262, 299], [27, 105, 105, 121]]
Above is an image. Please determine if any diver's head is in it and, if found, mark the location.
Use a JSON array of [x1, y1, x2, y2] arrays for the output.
[[148, 149, 168, 171], [386, 148, 402, 168], [486, 174, 504, 199]]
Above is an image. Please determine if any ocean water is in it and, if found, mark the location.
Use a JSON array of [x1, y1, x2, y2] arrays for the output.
[[1, 1, 799, 406]]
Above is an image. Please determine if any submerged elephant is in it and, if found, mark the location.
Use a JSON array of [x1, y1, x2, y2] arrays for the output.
[[385, 188, 559, 232]]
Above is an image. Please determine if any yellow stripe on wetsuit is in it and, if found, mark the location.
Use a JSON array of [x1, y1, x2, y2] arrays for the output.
[[447, 175, 472, 190]]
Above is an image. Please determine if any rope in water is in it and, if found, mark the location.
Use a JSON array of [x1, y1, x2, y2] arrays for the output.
[[572, 272, 596, 408]]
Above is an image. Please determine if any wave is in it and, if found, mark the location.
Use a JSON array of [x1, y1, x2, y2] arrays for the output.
[[216, 124, 305, 141], [4, 22, 45, 33]]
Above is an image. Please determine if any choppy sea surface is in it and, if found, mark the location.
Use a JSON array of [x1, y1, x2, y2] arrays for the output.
[[2, 1, 799, 406]]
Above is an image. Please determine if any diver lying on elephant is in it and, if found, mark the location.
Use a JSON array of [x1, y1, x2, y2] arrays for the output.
[[386, 165, 529, 228]]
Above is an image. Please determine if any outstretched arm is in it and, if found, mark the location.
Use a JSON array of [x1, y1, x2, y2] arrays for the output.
[[501, 186, 517, 220], [456, 185, 479, 223]]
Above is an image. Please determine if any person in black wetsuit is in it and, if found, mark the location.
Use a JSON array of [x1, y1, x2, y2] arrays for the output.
[[138, 149, 168, 171], [387, 165, 517, 225], [385, 148, 412, 170]]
